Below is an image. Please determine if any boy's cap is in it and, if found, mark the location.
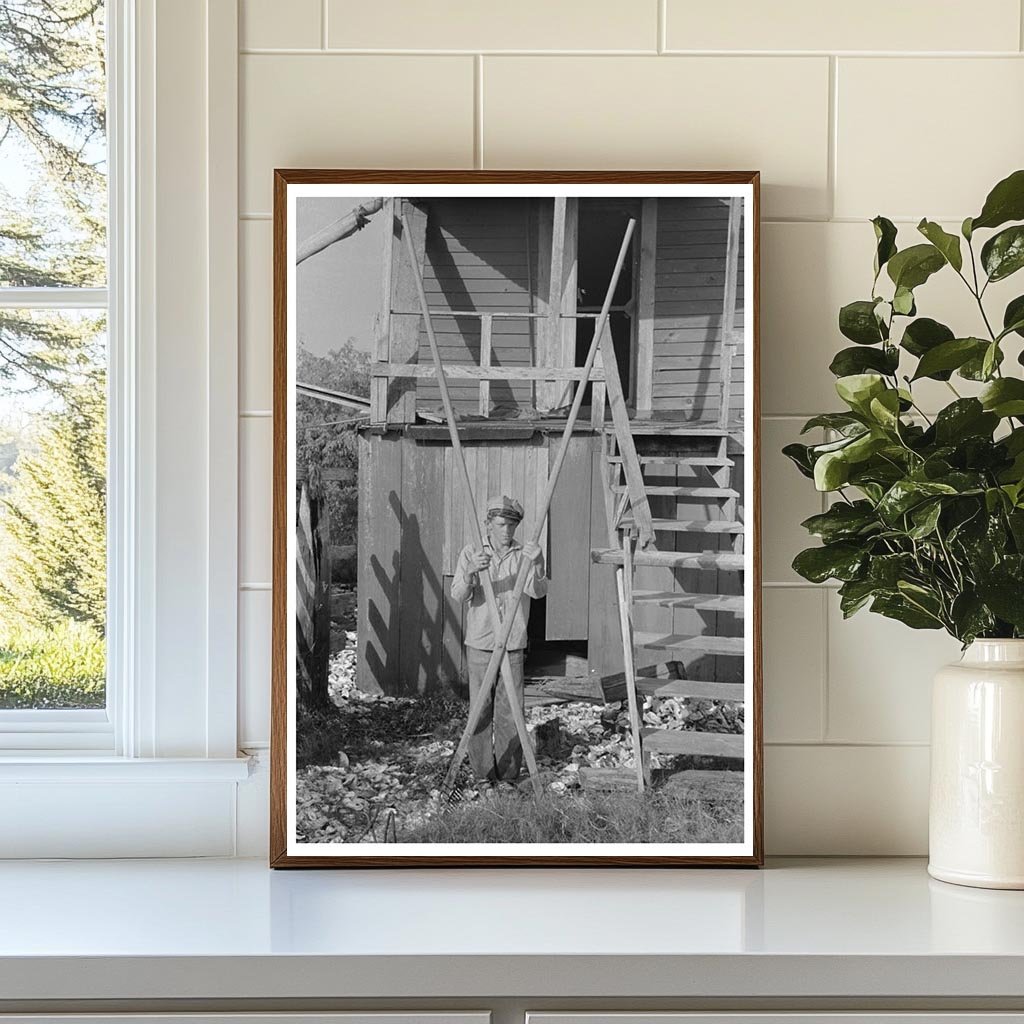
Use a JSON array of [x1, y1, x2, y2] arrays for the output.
[[486, 495, 524, 522]]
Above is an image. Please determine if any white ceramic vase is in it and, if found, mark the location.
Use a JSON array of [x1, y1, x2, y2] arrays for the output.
[[929, 639, 1024, 889]]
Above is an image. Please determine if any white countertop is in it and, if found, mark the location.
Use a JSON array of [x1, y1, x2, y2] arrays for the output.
[[2, 857, 1024, 1002]]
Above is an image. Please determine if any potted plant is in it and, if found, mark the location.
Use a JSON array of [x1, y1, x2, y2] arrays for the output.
[[785, 169, 1024, 889]]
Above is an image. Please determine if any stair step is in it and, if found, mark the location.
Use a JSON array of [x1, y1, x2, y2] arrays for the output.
[[621, 422, 731, 436], [620, 517, 743, 534], [592, 548, 745, 571], [636, 678, 745, 701], [631, 591, 745, 614], [609, 456, 733, 468], [633, 632, 745, 656], [641, 728, 745, 758], [613, 485, 739, 498]]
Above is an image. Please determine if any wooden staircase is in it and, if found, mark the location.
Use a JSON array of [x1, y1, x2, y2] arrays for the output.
[[589, 427, 746, 792]]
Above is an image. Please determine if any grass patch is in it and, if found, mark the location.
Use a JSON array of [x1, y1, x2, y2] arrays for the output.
[[398, 774, 744, 845], [0, 620, 105, 709]]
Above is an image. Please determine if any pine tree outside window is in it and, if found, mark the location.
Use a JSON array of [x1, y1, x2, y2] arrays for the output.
[[0, 1, 110, 741]]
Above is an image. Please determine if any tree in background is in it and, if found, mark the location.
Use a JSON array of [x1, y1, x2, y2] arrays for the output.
[[296, 339, 370, 549], [0, 370, 105, 633], [0, 0, 106, 395], [0, 1, 107, 705]]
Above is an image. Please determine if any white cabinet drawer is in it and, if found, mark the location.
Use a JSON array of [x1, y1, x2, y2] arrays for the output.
[[0, 1016, 489, 1024], [528, 1016, 1024, 1024]]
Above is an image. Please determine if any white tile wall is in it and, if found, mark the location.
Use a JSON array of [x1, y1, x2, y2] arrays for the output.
[[236, 0, 1024, 853]]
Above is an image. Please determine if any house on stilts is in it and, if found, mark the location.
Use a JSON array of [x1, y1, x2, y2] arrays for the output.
[[356, 195, 747, 713]]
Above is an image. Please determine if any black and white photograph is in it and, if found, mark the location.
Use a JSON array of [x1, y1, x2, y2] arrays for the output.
[[273, 173, 761, 866]]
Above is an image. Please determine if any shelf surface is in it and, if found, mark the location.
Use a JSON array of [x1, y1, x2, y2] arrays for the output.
[[2, 856, 1024, 1002]]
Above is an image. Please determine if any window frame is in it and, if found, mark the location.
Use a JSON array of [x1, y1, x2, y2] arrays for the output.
[[0, 0, 244, 784], [0, 2, 122, 752]]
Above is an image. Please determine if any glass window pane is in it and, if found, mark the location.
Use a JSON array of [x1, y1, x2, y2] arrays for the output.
[[0, 1, 107, 289], [0, 309, 106, 709]]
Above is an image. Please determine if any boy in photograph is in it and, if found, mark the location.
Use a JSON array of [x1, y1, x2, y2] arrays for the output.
[[451, 495, 547, 787]]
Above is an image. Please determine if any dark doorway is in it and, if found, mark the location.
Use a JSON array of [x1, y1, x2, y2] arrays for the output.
[[575, 199, 640, 408]]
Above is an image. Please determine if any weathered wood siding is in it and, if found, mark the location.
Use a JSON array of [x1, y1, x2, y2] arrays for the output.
[[652, 198, 745, 423], [416, 199, 537, 415], [359, 431, 555, 695]]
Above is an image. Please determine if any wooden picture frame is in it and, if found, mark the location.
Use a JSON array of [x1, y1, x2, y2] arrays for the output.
[[271, 170, 762, 867]]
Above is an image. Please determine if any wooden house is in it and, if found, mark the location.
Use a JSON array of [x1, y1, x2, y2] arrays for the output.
[[356, 195, 746, 697]]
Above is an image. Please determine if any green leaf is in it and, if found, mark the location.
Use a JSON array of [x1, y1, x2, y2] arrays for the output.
[[814, 450, 850, 491], [868, 389, 902, 430], [971, 169, 1024, 233], [868, 552, 915, 588], [976, 573, 1024, 629], [871, 594, 943, 630], [949, 593, 995, 644], [980, 378, 1024, 418], [900, 317, 955, 359], [838, 578, 878, 617], [872, 216, 898, 277], [839, 299, 887, 345], [917, 219, 963, 272], [933, 399, 998, 444], [892, 286, 916, 316], [962, 216, 974, 241], [801, 501, 880, 543], [887, 244, 946, 291], [982, 341, 1000, 381], [792, 542, 866, 584], [782, 442, 814, 479], [908, 500, 942, 539], [877, 479, 958, 524], [911, 337, 988, 381], [829, 345, 899, 378], [960, 341, 1003, 381], [981, 225, 1024, 282], [835, 373, 887, 415], [1003, 295, 1024, 340], [800, 412, 865, 435]]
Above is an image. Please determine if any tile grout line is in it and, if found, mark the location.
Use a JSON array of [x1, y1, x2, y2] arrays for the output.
[[827, 55, 838, 221], [237, 47, 1024, 57], [474, 54, 484, 169], [321, 0, 328, 50], [657, 0, 666, 54], [1021, 0, 1024, 52]]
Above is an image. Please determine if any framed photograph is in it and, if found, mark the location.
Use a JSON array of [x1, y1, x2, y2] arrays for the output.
[[271, 170, 762, 867]]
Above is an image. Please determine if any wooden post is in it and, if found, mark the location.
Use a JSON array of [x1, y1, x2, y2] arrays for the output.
[[536, 197, 566, 413], [371, 198, 395, 424], [635, 198, 658, 416], [558, 200, 579, 410], [478, 314, 493, 417], [616, 531, 648, 792], [389, 200, 428, 424], [590, 343, 606, 431], [718, 197, 742, 429], [443, 220, 637, 794]]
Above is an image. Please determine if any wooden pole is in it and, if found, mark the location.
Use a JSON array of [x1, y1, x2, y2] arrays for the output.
[[441, 218, 637, 795], [296, 198, 384, 265], [718, 196, 742, 429], [399, 212, 543, 796]]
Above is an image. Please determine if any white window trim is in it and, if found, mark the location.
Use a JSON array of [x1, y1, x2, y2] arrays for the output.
[[0, 0, 250, 855]]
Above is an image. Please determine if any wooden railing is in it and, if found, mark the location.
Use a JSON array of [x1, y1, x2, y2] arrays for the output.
[[372, 308, 610, 420]]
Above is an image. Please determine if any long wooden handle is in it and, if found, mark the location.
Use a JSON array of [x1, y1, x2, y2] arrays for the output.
[[399, 208, 543, 793], [476, 219, 636, 699]]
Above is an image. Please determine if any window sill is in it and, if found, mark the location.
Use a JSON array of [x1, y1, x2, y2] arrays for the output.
[[0, 754, 253, 782]]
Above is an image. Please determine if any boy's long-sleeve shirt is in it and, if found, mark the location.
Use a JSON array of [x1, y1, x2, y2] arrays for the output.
[[451, 541, 547, 651]]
